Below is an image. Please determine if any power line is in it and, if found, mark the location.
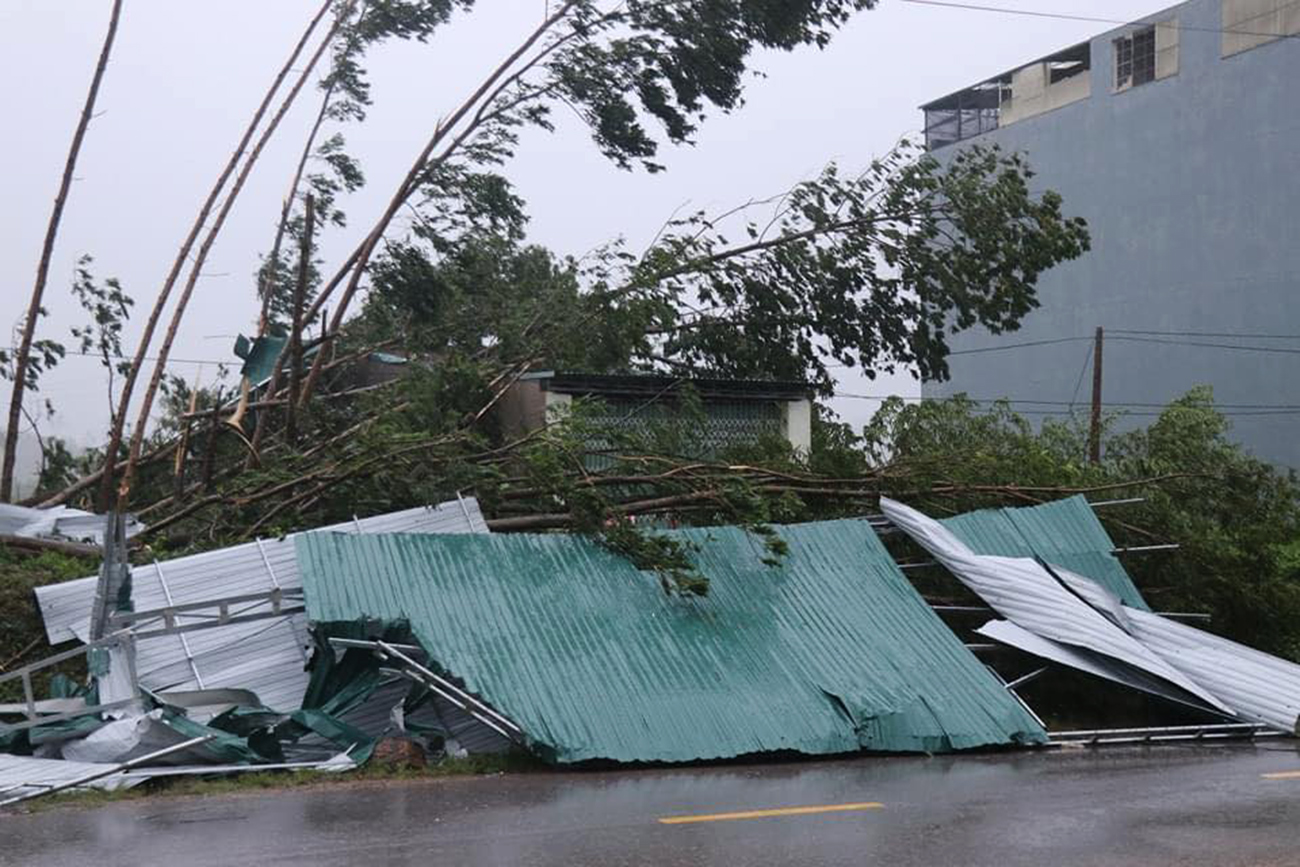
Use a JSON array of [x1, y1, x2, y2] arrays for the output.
[[1111, 329, 1300, 340], [946, 336, 1091, 355], [832, 392, 1300, 410], [1110, 336, 1300, 355], [1067, 343, 1092, 410], [899, 0, 1300, 39], [3, 347, 230, 367], [941, 334, 1300, 357]]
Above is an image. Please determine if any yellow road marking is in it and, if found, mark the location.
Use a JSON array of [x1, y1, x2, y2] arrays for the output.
[[1261, 770, 1300, 780], [658, 802, 884, 825]]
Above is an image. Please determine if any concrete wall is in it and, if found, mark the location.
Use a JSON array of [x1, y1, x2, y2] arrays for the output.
[[924, 0, 1300, 467]]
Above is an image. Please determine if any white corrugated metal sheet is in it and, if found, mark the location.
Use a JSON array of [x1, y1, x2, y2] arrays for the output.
[[975, 620, 1223, 713], [1055, 572, 1300, 733], [33, 499, 488, 714], [0, 753, 141, 801], [887, 498, 1300, 734], [879, 498, 1230, 713]]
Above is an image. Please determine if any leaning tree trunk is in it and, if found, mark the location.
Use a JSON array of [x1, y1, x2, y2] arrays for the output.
[[1, 0, 123, 502], [95, 0, 335, 511]]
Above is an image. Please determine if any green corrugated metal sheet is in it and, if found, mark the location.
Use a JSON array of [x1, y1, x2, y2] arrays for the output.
[[295, 522, 1045, 764], [941, 496, 1150, 610]]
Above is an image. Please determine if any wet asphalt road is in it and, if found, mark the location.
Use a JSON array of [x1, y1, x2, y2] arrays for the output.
[[3, 743, 1300, 866]]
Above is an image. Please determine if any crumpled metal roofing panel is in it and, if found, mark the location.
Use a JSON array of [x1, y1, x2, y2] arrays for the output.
[[296, 520, 1047, 764], [32, 499, 488, 715], [975, 620, 1223, 712], [940, 496, 1149, 610], [1041, 570, 1300, 733], [0, 503, 144, 546], [879, 498, 1228, 713]]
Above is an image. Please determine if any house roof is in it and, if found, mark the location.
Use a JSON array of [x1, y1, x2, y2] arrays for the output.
[[522, 371, 813, 401]]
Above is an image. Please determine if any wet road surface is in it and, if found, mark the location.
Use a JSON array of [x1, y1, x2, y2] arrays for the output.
[[3, 743, 1300, 866]]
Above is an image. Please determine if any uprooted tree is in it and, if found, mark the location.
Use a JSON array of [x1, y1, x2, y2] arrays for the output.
[[17, 0, 1095, 592]]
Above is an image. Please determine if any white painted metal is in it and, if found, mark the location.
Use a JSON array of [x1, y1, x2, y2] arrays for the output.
[[33, 500, 490, 716], [879, 498, 1229, 712]]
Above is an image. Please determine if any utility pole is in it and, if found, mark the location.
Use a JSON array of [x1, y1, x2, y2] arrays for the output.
[[1089, 326, 1104, 464]]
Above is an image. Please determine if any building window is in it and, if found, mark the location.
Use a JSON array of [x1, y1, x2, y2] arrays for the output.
[[1115, 26, 1157, 89]]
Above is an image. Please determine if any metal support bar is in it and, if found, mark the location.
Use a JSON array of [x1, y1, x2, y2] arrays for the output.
[[898, 561, 939, 571], [154, 559, 205, 690], [127, 606, 306, 641], [0, 633, 131, 687], [1047, 722, 1278, 747], [329, 638, 524, 744], [930, 604, 993, 613], [984, 664, 1045, 729], [455, 492, 474, 526], [21, 673, 35, 722], [1005, 666, 1049, 690], [109, 588, 302, 627], [0, 698, 141, 736], [0, 735, 214, 807], [374, 640, 523, 737], [1089, 498, 1146, 508], [1112, 544, 1180, 554]]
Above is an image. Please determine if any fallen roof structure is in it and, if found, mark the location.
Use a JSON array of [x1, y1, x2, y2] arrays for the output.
[[881, 498, 1226, 712], [32, 499, 488, 716], [296, 520, 1047, 764], [940, 496, 1149, 610], [881, 498, 1300, 733]]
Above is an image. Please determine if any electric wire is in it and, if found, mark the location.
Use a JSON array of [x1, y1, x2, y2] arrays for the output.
[[900, 0, 1300, 40]]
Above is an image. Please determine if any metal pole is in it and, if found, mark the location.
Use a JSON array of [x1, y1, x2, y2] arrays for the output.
[[1112, 544, 1180, 554], [1089, 326, 1103, 464], [1005, 667, 1049, 690], [153, 558, 205, 690]]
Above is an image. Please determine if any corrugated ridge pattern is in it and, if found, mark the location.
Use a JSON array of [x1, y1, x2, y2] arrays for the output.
[[32, 500, 487, 713], [881, 499, 1228, 712], [941, 496, 1150, 610], [296, 521, 1045, 764], [0, 754, 140, 800], [1122, 609, 1300, 731]]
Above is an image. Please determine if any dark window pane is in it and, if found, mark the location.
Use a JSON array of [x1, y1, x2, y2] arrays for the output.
[[1115, 36, 1133, 87], [1133, 27, 1156, 85]]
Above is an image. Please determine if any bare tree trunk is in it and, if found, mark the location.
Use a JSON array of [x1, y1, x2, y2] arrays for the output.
[[1, 0, 123, 502], [286, 195, 315, 445], [110, 0, 345, 511], [95, 0, 335, 511], [245, 77, 343, 466]]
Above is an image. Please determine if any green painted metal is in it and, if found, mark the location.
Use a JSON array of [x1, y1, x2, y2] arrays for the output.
[[296, 521, 1045, 764], [941, 496, 1150, 610]]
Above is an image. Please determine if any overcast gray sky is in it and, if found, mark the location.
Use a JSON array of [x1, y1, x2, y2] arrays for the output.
[[2, 0, 1173, 449]]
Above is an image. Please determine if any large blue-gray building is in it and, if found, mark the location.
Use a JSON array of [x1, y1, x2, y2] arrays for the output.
[[920, 0, 1300, 466]]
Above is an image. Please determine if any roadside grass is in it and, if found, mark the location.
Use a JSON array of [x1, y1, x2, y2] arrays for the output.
[[12, 751, 545, 813]]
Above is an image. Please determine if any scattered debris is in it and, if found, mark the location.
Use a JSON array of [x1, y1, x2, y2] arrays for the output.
[[0, 503, 143, 546], [33, 499, 488, 715]]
